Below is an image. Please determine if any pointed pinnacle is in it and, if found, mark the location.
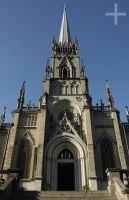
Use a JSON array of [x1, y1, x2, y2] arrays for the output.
[[106, 80, 110, 89], [59, 5, 71, 44], [22, 81, 25, 90]]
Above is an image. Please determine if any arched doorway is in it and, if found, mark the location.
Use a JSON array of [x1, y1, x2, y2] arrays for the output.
[[46, 136, 87, 191], [57, 149, 74, 190]]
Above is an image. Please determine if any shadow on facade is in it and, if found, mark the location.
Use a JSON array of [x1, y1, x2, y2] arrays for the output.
[[11, 190, 40, 200]]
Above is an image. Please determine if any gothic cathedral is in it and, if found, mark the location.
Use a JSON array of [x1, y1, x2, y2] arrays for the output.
[[0, 6, 129, 192]]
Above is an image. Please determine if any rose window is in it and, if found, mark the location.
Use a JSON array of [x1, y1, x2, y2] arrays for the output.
[[61, 124, 71, 132]]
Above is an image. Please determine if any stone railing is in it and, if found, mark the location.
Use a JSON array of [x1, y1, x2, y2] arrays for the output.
[[0, 169, 20, 200], [106, 168, 129, 200], [120, 170, 129, 188], [92, 105, 110, 111]]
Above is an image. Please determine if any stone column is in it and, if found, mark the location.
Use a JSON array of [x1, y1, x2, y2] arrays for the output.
[[82, 107, 97, 190], [35, 107, 46, 191], [3, 111, 19, 170], [112, 111, 127, 169], [2, 111, 19, 182]]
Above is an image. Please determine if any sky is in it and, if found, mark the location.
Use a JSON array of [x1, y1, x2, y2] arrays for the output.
[[0, 0, 129, 122]]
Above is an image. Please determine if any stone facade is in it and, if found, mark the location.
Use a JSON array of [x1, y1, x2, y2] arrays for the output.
[[0, 6, 129, 192]]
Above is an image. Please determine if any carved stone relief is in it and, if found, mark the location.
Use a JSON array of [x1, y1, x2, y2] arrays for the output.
[[18, 113, 37, 127], [51, 80, 82, 95]]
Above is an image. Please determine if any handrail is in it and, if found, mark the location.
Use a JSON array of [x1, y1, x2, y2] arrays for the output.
[[106, 168, 129, 200], [113, 177, 129, 194], [113, 177, 129, 200]]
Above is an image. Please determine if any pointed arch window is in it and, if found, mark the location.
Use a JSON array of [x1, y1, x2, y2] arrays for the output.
[[61, 66, 70, 79], [100, 138, 115, 178], [58, 149, 74, 159], [18, 138, 32, 179]]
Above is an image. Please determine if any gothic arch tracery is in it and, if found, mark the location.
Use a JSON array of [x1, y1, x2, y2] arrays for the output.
[[56, 107, 81, 136], [17, 132, 35, 179], [62, 65, 70, 78], [58, 149, 74, 159], [45, 135, 87, 190], [100, 137, 116, 178], [58, 56, 76, 79]]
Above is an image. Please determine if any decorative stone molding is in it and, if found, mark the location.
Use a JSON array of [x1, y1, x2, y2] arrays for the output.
[[106, 168, 129, 199], [76, 97, 82, 101], [18, 113, 37, 127]]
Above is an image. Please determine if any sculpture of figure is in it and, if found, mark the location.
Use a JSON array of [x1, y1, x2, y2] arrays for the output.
[[45, 60, 52, 77], [83, 95, 88, 105], [81, 63, 86, 76], [42, 93, 46, 105]]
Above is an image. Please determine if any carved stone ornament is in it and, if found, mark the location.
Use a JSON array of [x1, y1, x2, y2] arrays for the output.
[[83, 96, 88, 105], [76, 97, 82, 101]]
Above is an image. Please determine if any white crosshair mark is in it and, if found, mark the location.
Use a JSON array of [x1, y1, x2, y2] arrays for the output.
[[105, 3, 127, 25]]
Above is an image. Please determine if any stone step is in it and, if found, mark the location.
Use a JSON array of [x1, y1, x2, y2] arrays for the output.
[[12, 190, 117, 200]]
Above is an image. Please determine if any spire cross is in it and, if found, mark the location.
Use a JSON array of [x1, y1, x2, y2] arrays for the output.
[[105, 3, 127, 25], [63, 4, 67, 10]]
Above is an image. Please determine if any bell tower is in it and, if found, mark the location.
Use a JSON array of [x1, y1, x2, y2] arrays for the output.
[[43, 5, 91, 104], [42, 5, 96, 191]]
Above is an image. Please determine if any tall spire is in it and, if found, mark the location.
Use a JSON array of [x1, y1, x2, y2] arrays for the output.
[[59, 5, 71, 44], [106, 80, 115, 109]]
